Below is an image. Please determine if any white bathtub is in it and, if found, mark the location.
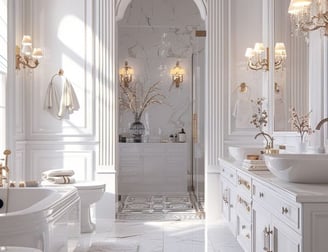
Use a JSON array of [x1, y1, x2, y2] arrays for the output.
[[0, 187, 80, 252]]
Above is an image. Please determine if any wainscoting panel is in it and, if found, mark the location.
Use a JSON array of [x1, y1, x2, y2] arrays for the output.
[[24, 143, 96, 182]]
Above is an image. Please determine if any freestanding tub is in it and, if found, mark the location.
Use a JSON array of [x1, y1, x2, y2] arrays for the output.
[[0, 187, 80, 252]]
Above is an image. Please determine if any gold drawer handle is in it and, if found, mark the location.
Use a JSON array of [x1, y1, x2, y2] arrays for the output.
[[238, 195, 251, 212], [282, 207, 289, 214], [238, 177, 251, 190]]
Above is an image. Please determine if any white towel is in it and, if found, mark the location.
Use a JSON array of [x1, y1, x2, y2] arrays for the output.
[[42, 169, 75, 179], [87, 241, 139, 252], [58, 79, 80, 118], [45, 176, 76, 184], [44, 81, 60, 118], [44, 76, 80, 120]]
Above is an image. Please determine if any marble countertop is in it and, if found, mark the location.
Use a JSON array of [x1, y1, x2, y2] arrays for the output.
[[220, 158, 328, 204]]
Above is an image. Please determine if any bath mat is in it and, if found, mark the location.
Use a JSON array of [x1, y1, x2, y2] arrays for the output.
[[117, 193, 200, 221]]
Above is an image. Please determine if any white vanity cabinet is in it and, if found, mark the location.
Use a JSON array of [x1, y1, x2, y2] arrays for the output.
[[252, 179, 302, 252], [236, 170, 252, 252], [220, 158, 328, 252], [221, 163, 237, 235]]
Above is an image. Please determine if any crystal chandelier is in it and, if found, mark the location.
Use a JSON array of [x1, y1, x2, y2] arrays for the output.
[[288, 0, 328, 35]]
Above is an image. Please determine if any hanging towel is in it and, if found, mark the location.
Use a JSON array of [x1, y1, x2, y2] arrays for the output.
[[44, 81, 60, 118], [58, 78, 80, 118], [44, 70, 80, 120]]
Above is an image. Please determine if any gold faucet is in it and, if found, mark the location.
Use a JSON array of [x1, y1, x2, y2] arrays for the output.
[[254, 132, 278, 154], [316, 118, 328, 130], [315, 118, 328, 153], [0, 150, 11, 187]]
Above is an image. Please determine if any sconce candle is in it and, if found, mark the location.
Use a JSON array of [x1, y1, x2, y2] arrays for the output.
[[16, 35, 43, 70], [245, 43, 286, 71], [170, 61, 185, 88], [119, 61, 134, 87]]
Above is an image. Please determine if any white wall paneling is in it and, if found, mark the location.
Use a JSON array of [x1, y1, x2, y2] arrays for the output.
[[26, 145, 95, 181], [12, 0, 97, 183], [227, 0, 263, 137]]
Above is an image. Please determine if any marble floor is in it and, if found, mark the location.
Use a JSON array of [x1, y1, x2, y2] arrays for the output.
[[70, 219, 243, 252]]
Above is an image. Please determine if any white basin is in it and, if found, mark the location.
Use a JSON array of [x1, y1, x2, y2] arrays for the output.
[[228, 146, 263, 161], [264, 154, 328, 183]]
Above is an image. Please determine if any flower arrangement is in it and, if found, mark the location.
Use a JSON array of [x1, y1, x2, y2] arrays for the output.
[[119, 81, 165, 121], [289, 107, 314, 143], [250, 97, 268, 131]]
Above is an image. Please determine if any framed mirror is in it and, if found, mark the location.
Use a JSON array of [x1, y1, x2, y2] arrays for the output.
[[273, 0, 309, 132]]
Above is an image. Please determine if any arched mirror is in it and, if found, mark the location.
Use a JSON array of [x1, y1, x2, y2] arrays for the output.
[[273, 0, 309, 132]]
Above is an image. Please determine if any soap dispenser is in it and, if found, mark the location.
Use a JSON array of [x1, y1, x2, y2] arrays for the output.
[[178, 128, 186, 143]]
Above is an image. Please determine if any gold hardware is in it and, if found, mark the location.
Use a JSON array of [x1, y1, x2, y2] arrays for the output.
[[238, 177, 251, 190], [263, 226, 273, 252], [238, 195, 251, 212], [192, 113, 198, 143], [1, 150, 11, 186]]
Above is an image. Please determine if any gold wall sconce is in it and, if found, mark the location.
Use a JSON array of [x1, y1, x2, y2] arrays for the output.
[[16, 35, 43, 70], [170, 61, 185, 88], [288, 0, 328, 35], [119, 61, 134, 87], [245, 42, 287, 71]]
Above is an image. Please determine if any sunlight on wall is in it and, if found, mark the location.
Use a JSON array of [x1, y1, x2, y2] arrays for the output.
[[58, 15, 85, 59], [0, 0, 7, 150]]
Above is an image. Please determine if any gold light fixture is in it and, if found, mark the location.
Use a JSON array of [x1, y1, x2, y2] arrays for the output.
[[170, 61, 185, 88], [16, 35, 43, 70], [245, 42, 287, 71], [119, 61, 134, 87], [288, 0, 328, 35]]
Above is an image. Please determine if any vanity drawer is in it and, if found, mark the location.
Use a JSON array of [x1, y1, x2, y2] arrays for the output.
[[221, 164, 237, 185], [253, 180, 300, 231], [237, 171, 252, 197], [237, 215, 252, 252]]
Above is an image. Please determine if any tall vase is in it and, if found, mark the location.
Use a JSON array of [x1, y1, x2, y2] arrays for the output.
[[296, 135, 307, 153], [130, 113, 145, 143]]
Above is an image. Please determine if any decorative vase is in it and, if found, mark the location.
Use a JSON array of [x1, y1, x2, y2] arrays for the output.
[[296, 136, 307, 153], [130, 113, 145, 143]]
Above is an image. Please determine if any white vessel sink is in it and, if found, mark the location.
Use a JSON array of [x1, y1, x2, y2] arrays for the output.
[[264, 154, 328, 183], [228, 145, 263, 161]]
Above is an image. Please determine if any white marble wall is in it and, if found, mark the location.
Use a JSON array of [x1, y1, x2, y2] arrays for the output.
[[118, 0, 205, 143]]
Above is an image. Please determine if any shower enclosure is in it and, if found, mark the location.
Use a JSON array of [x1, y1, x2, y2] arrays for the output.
[[191, 35, 205, 213]]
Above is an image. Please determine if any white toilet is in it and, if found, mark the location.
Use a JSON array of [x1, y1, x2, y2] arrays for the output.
[[42, 181, 105, 233], [73, 181, 106, 233]]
